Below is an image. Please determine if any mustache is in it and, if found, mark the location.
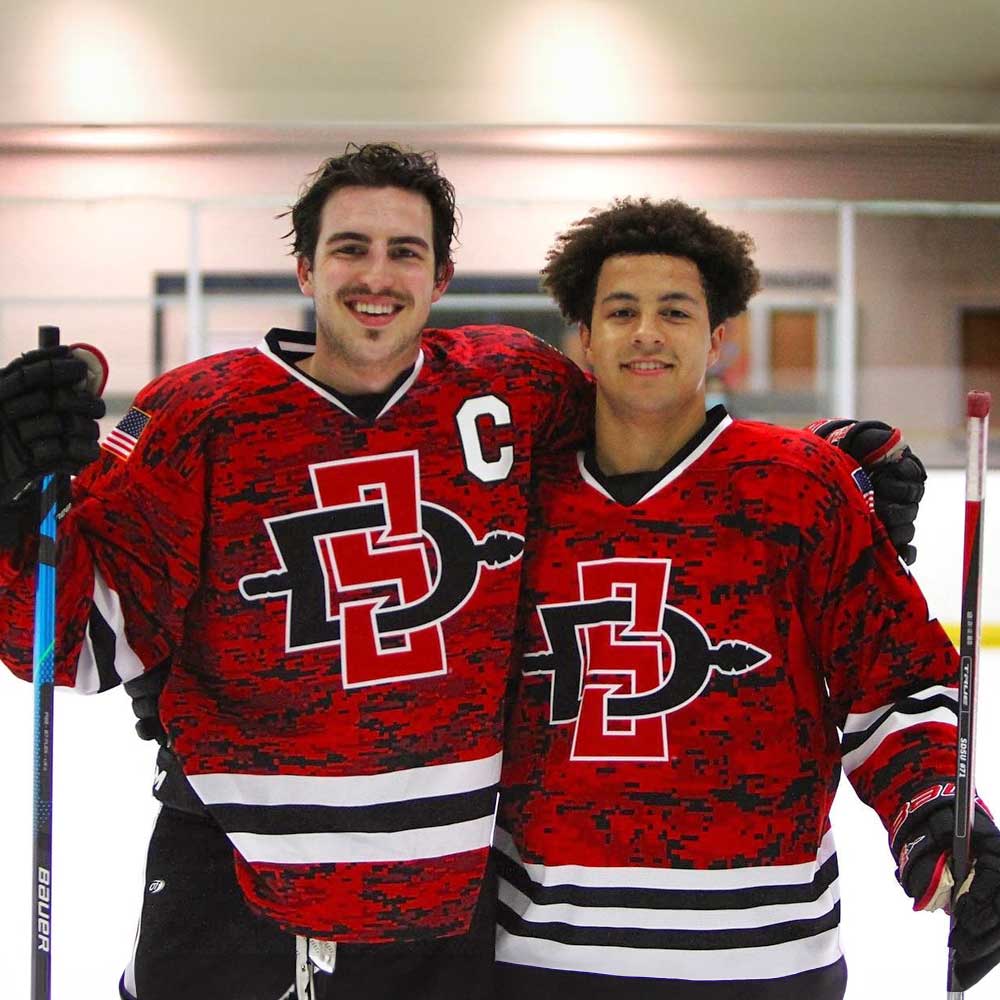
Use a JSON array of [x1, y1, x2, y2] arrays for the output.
[[337, 285, 412, 307]]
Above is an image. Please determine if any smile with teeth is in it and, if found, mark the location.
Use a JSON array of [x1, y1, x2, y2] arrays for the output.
[[623, 359, 671, 371], [349, 301, 402, 315]]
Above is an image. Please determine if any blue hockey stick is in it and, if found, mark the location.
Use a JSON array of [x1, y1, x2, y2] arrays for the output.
[[31, 324, 61, 1000]]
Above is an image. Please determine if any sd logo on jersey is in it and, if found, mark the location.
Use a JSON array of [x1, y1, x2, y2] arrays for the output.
[[525, 558, 770, 761], [239, 451, 523, 688]]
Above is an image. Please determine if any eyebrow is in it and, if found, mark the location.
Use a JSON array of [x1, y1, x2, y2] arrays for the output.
[[599, 291, 699, 306], [324, 231, 430, 250]]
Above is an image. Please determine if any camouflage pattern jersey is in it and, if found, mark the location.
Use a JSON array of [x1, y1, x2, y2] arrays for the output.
[[0, 325, 591, 943], [494, 406, 962, 999]]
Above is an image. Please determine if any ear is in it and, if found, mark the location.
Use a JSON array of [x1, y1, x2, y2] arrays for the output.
[[579, 323, 593, 366], [296, 255, 314, 297], [707, 321, 726, 369], [431, 260, 455, 303]]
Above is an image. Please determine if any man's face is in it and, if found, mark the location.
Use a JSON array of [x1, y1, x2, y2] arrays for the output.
[[297, 185, 450, 384], [581, 253, 724, 423]]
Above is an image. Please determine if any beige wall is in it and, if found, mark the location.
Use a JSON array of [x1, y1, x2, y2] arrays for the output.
[[1, 142, 997, 453]]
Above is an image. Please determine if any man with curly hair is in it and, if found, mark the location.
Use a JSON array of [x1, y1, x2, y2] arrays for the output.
[[493, 198, 1000, 998]]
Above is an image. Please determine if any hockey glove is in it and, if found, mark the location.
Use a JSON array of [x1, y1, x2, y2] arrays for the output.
[[895, 802, 1000, 989], [124, 659, 171, 746], [0, 344, 105, 508], [809, 418, 926, 565]]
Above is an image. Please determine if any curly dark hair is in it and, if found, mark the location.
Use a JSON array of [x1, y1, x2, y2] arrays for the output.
[[542, 198, 760, 330], [285, 143, 458, 279]]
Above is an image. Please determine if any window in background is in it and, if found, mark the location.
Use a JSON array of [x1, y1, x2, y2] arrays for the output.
[[769, 309, 819, 392]]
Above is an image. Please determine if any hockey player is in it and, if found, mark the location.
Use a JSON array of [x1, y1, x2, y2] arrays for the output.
[[0, 151, 926, 1000], [0, 144, 593, 1000], [493, 198, 1000, 998]]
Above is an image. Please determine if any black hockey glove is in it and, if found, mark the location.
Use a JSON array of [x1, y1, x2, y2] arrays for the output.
[[809, 418, 926, 565], [124, 659, 171, 746], [895, 803, 1000, 990], [0, 345, 105, 509]]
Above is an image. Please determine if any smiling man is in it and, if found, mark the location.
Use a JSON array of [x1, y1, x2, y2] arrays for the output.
[[295, 184, 450, 392], [493, 198, 1000, 999], [0, 144, 591, 1000]]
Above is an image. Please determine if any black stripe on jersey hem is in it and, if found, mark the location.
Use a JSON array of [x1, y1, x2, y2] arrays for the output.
[[87, 605, 124, 693], [209, 785, 499, 835], [840, 693, 958, 755], [495, 848, 839, 912], [496, 899, 841, 952]]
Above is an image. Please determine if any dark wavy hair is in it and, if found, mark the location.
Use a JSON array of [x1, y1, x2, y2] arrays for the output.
[[285, 143, 458, 279], [542, 198, 760, 330]]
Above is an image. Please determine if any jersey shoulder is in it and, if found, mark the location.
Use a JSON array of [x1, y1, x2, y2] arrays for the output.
[[133, 348, 259, 409], [716, 418, 856, 475], [715, 419, 872, 516], [425, 325, 585, 381], [102, 348, 276, 475]]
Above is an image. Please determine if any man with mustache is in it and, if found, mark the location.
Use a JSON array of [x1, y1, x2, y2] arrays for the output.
[[0, 143, 592, 1000]]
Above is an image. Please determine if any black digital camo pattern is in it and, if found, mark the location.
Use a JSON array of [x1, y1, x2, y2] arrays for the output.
[[0, 326, 591, 943], [495, 414, 960, 996]]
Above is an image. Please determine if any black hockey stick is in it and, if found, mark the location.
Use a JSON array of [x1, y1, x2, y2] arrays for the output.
[[947, 390, 991, 999], [31, 324, 61, 1000]]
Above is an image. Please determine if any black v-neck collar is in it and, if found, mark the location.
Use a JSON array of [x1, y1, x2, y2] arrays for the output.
[[305, 364, 416, 421], [581, 405, 730, 506], [260, 328, 420, 422]]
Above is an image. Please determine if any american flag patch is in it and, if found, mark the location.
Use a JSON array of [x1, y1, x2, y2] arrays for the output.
[[101, 407, 151, 462], [852, 466, 876, 513]]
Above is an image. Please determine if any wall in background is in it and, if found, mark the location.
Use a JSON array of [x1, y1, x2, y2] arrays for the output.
[[1, 143, 997, 457]]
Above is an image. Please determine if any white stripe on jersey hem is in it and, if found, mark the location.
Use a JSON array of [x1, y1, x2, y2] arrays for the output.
[[75, 568, 146, 693], [189, 750, 503, 807], [841, 705, 958, 775], [230, 813, 495, 864], [495, 925, 843, 982], [497, 874, 841, 932], [577, 415, 733, 504], [494, 826, 837, 891], [258, 334, 425, 420], [842, 684, 957, 733]]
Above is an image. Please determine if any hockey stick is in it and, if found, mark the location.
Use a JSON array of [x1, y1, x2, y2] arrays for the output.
[[31, 324, 61, 1000], [947, 389, 991, 999]]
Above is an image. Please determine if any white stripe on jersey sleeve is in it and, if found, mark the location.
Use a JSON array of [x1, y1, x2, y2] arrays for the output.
[[842, 684, 957, 733], [841, 686, 958, 776], [75, 568, 147, 693], [189, 750, 503, 807]]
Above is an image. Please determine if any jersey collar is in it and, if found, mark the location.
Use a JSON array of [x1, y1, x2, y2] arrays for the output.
[[579, 405, 733, 506], [258, 328, 424, 421]]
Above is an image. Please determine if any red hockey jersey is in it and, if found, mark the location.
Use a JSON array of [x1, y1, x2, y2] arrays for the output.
[[495, 410, 960, 997], [0, 325, 591, 942]]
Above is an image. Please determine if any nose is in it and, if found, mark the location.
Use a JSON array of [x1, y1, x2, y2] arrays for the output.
[[632, 313, 664, 349], [358, 247, 393, 290]]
